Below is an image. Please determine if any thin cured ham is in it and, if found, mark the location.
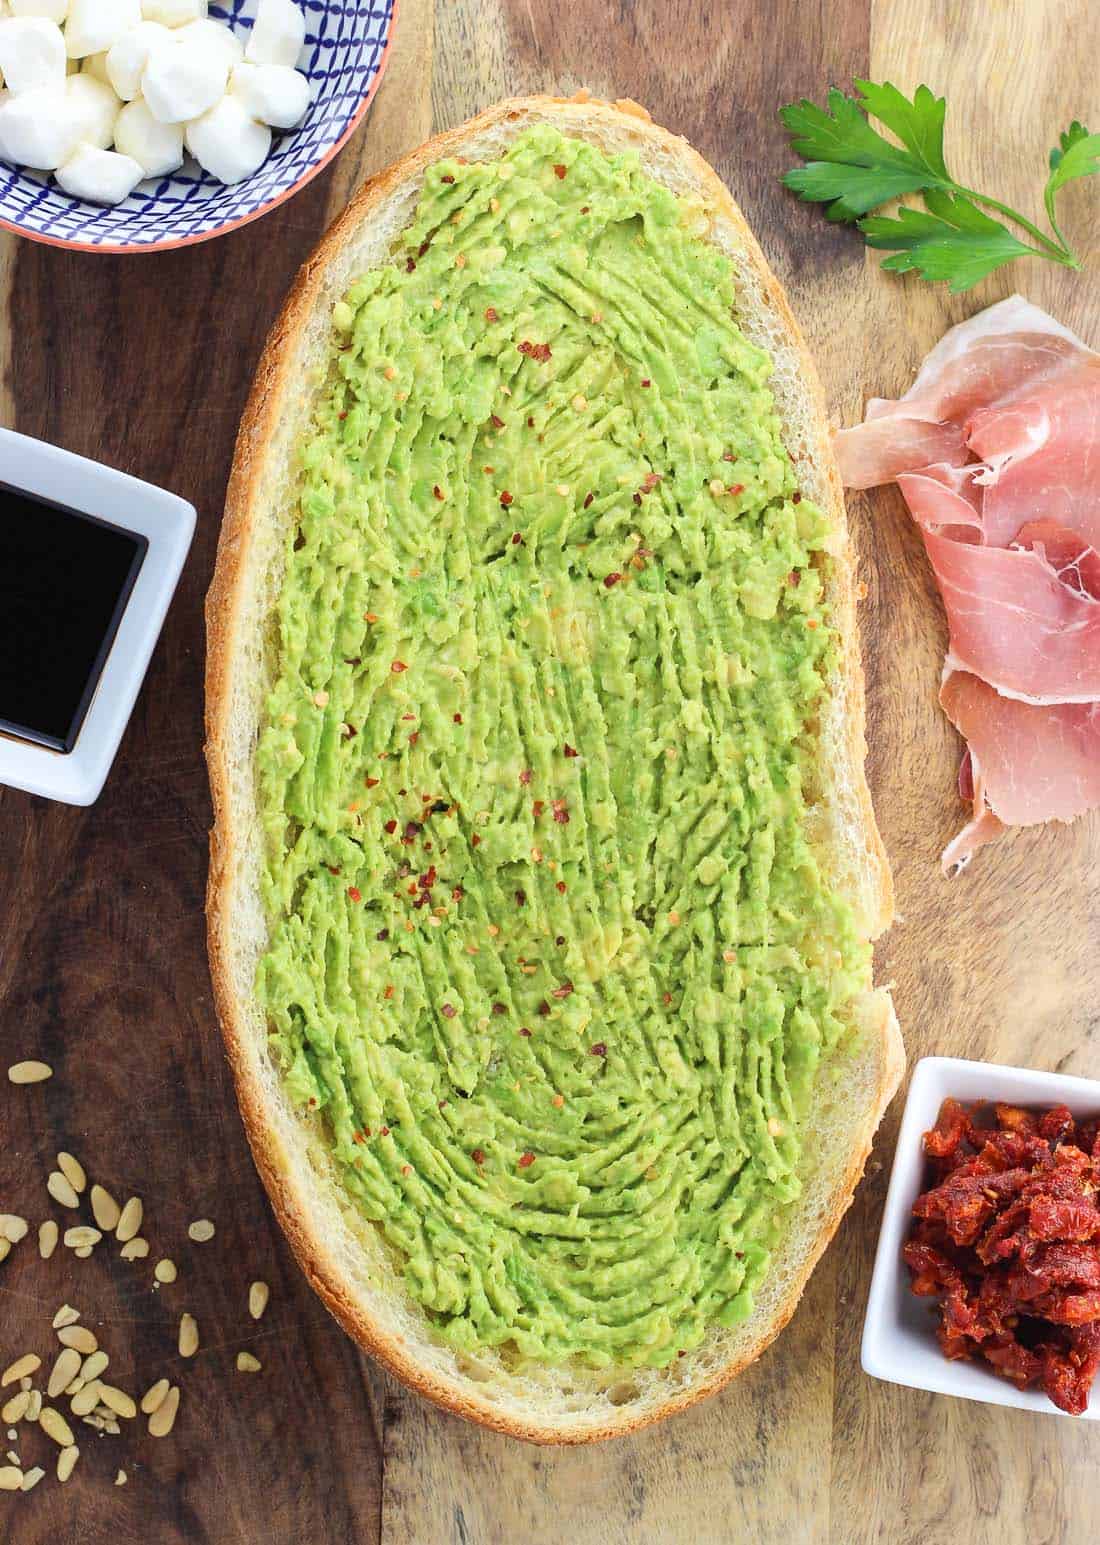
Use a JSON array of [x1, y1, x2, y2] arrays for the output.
[[835, 296, 1100, 871]]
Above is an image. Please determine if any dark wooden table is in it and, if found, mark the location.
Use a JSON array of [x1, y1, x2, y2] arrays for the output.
[[1, 1, 1098, 1540]]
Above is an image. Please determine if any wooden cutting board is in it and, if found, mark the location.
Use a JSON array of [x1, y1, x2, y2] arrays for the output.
[[0, 2, 1097, 1540]]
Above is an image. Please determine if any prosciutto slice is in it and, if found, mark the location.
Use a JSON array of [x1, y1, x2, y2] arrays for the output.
[[836, 296, 1100, 871]]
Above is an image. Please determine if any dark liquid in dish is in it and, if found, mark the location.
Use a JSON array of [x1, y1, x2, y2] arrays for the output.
[[0, 484, 146, 753]]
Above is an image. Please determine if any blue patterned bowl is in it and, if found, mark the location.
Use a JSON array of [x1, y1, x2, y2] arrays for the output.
[[0, 0, 396, 252]]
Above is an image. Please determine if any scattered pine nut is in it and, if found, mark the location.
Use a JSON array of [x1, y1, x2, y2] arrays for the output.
[[38, 1221, 58, 1259], [25, 1392, 41, 1422], [90, 1185, 121, 1232], [115, 1469, 127, 1485], [0, 1466, 21, 1491], [21, 1466, 44, 1491], [187, 1219, 215, 1243], [148, 1384, 180, 1437], [154, 1259, 177, 1284], [115, 1198, 143, 1243], [4, 1451, 17, 1466], [63, 1226, 102, 1250], [56, 1444, 78, 1482], [120, 1237, 149, 1260], [56, 1153, 86, 1194], [73, 1245, 93, 1260], [80, 1352, 108, 1383], [52, 1305, 80, 1330], [0, 1242, 10, 1265], [47, 1350, 82, 1400], [57, 1326, 97, 1356], [7, 1061, 52, 1085], [248, 1281, 270, 1321], [178, 1314, 198, 1359], [2, 1355, 40, 1387], [1, 1391, 29, 1425], [140, 1379, 169, 1415], [70, 1383, 103, 1418], [97, 1385, 136, 1420], [47, 1172, 80, 1210], [236, 1352, 261, 1373], [38, 1407, 74, 1447], [0, 1215, 28, 1244]]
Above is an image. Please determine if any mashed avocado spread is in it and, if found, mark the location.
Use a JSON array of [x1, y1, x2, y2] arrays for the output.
[[256, 123, 867, 1370]]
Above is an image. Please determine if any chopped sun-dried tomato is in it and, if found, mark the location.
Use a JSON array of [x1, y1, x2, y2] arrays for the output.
[[906, 1098, 1100, 1414]]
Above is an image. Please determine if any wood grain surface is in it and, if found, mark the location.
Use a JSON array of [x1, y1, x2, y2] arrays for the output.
[[1, 1, 1097, 1541]]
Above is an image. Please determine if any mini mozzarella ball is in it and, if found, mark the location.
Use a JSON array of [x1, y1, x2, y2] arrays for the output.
[[178, 15, 239, 69], [11, 0, 67, 24], [185, 92, 268, 182], [243, 0, 302, 68], [0, 82, 78, 165], [0, 15, 65, 92], [113, 92, 179, 173], [64, 0, 141, 57], [140, 0, 202, 25], [229, 59, 305, 128], [55, 140, 141, 200], [65, 67, 117, 143], [104, 17, 168, 97], [142, 29, 225, 120]]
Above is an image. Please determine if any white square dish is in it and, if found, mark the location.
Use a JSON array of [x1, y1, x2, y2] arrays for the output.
[[0, 426, 194, 805], [862, 1054, 1100, 1420]]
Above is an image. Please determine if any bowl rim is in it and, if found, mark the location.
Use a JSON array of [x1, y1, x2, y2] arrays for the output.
[[861, 1053, 1100, 1420], [0, 0, 399, 257]]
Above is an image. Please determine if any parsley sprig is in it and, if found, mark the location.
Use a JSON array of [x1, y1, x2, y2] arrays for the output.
[[780, 81, 1098, 291]]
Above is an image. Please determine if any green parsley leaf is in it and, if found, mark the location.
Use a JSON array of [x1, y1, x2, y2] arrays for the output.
[[860, 193, 1036, 293], [780, 81, 1092, 290]]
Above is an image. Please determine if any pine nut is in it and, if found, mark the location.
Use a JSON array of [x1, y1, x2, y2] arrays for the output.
[[63, 1227, 101, 1250], [178, 1314, 198, 1359], [39, 1407, 74, 1447], [2, 1355, 40, 1387], [47, 1350, 82, 1400], [187, 1219, 215, 1243], [57, 1153, 86, 1194], [115, 1198, 143, 1243], [236, 1352, 261, 1373], [1, 1391, 29, 1425], [154, 1259, 177, 1284], [0, 1215, 28, 1244], [57, 1326, 97, 1355], [80, 1352, 108, 1383], [69, 1383, 103, 1418], [147, 1384, 180, 1438], [47, 1172, 80, 1210], [56, 1444, 79, 1482], [248, 1281, 270, 1320], [21, 1466, 44, 1491], [7, 1061, 52, 1084], [52, 1305, 80, 1330], [140, 1378, 169, 1415], [120, 1237, 149, 1260], [97, 1385, 136, 1420], [0, 1466, 21, 1491], [90, 1185, 121, 1231], [39, 1221, 58, 1259]]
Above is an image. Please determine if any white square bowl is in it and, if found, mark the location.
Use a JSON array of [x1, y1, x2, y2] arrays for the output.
[[862, 1055, 1100, 1420]]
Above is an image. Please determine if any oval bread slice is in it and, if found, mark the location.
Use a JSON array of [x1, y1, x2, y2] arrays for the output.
[[205, 93, 903, 1444]]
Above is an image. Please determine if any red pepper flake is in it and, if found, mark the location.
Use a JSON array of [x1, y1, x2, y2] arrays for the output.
[[353, 1130, 367, 1144], [405, 257, 416, 272], [563, 743, 578, 758], [518, 1151, 536, 1168], [580, 205, 589, 213], [583, 491, 594, 509], [376, 928, 389, 941], [441, 173, 454, 183], [338, 410, 348, 420], [640, 378, 651, 388], [722, 450, 736, 462], [551, 981, 574, 1000], [384, 819, 398, 834], [632, 493, 642, 506], [404, 820, 422, 840], [419, 865, 437, 890], [527, 416, 535, 428], [453, 712, 463, 724], [382, 988, 394, 1002], [787, 570, 801, 587], [441, 1003, 457, 1019], [391, 660, 407, 674], [380, 1124, 390, 1135], [552, 800, 569, 825], [641, 471, 661, 492], [471, 1148, 485, 1165], [418, 238, 431, 257], [589, 1042, 607, 1057], [347, 886, 362, 903], [510, 531, 522, 544], [519, 1026, 532, 1037], [727, 483, 745, 497], [532, 799, 545, 819], [604, 572, 623, 589], [401, 1164, 412, 1177], [490, 413, 506, 429], [517, 340, 552, 363], [471, 833, 482, 847], [327, 865, 341, 876], [553, 163, 567, 179], [485, 306, 499, 323], [556, 881, 567, 894], [433, 484, 445, 500], [500, 490, 514, 508], [365, 777, 380, 788], [555, 934, 565, 946], [519, 768, 532, 786], [514, 890, 526, 907], [792, 492, 802, 504], [408, 731, 419, 745], [536, 1000, 551, 1018], [662, 992, 672, 1006]]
